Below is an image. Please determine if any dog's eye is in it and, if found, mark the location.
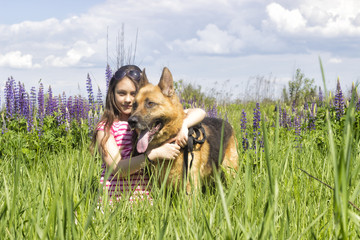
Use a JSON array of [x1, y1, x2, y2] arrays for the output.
[[146, 101, 156, 108], [133, 102, 138, 110]]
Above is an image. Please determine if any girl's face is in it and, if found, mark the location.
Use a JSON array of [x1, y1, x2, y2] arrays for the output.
[[114, 77, 137, 120]]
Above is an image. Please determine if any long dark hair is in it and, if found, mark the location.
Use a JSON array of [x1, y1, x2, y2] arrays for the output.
[[91, 65, 142, 155]]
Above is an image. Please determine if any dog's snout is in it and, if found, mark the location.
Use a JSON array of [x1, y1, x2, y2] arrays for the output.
[[128, 116, 138, 128]]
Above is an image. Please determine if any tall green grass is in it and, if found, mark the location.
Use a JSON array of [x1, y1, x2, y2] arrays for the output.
[[1, 64, 360, 238]]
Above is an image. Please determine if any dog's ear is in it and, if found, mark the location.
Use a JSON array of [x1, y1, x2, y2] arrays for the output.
[[158, 67, 174, 97], [139, 68, 149, 88]]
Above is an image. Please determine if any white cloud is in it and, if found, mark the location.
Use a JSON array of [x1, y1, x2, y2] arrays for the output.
[[0, 51, 39, 69], [266, 3, 307, 33], [44, 41, 95, 67], [329, 57, 342, 64], [170, 24, 243, 55], [265, 1, 360, 37]]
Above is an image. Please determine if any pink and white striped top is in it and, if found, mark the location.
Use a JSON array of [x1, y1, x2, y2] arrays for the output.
[[97, 120, 151, 203]]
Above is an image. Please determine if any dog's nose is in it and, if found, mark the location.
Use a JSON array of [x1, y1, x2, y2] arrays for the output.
[[128, 116, 138, 129]]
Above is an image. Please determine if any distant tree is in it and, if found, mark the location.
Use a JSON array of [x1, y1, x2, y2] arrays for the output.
[[286, 68, 316, 106], [174, 80, 216, 108], [282, 87, 289, 103]]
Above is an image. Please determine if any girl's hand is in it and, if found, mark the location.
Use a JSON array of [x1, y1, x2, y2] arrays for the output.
[[175, 123, 188, 148], [175, 108, 205, 148], [147, 142, 180, 161]]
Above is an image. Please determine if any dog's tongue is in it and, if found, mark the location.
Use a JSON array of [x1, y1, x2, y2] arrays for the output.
[[137, 130, 150, 153]]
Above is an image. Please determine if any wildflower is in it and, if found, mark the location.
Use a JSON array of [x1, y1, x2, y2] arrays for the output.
[[105, 64, 112, 93], [240, 109, 249, 151], [30, 87, 37, 109], [5, 77, 15, 119], [13, 81, 19, 116], [67, 96, 73, 123], [45, 85, 55, 116], [291, 100, 296, 114], [282, 108, 288, 129], [294, 115, 302, 148], [24, 92, 33, 132], [207, 103, 218, 118], [86, 74, 94, 108], [318, 87, 323, 106], [277, 105, 282, 127], [96, 87, 104, 115], [334, 78, 344, 120], [252, 103, 261, 150], [18, 82, 27, 118], [37, 83, 45, 136]]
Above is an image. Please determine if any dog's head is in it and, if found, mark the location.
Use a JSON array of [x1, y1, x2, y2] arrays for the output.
[[128, 67, 185, 153]]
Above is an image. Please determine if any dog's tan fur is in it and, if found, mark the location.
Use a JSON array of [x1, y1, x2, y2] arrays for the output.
[[129, 67, 238, 192]]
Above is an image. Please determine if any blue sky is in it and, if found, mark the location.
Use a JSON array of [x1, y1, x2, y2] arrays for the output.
[[1, 0, 360, 100]]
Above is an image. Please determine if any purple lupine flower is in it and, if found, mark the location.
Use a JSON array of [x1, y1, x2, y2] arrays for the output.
[[24, 92, 33, 132], [318, 87, 323, 106], [74, 96, 86, 123], [5, 77, 15, 119], [59, 92, 66, 124], [96, 87, 103, 115], [304, 101, 309, 111], [241, 109, 249, 151], [38, 83, 44, 117], [45, 85, 55, 116], [67, 96, 73, 123], [13, 81, 20, 117], [294, 115, 302, 148], [73, 95, 80, 123], [22, 90, 29, 118], [82, 97, 89, 121], [282, 108, 288, 129], [27, 86, 37, 131], [18, 82, 27, 118], [37, 83, 45, 136], [16, 81, 26, 118], [83, 99, 90, 122], [291, 100, 296, 114], [252, 103, 261, 150], [86, 74, 94, 108], [207, 103, 218, 118], [334, 79, 344, 120], [30, 87, 37, 110], [277, 105, 282, 127], [105, 64, 113, 93], [61, 92, 67, 121]]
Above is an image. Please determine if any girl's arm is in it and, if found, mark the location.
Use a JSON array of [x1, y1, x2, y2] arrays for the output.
[[97, 131, 180, 177], [176, 108, 206, 147]]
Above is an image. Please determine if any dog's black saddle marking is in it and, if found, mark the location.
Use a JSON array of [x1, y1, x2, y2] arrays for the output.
[[183, 123, 206, 180]]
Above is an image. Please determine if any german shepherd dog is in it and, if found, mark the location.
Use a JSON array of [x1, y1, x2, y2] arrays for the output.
[[128, 67, 238, 192]]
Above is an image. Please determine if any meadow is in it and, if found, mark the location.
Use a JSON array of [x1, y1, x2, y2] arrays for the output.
[[1, 63, 360, 239]]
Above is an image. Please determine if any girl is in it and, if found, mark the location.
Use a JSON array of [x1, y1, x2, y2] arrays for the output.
[[92, 65, 206, 203]]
